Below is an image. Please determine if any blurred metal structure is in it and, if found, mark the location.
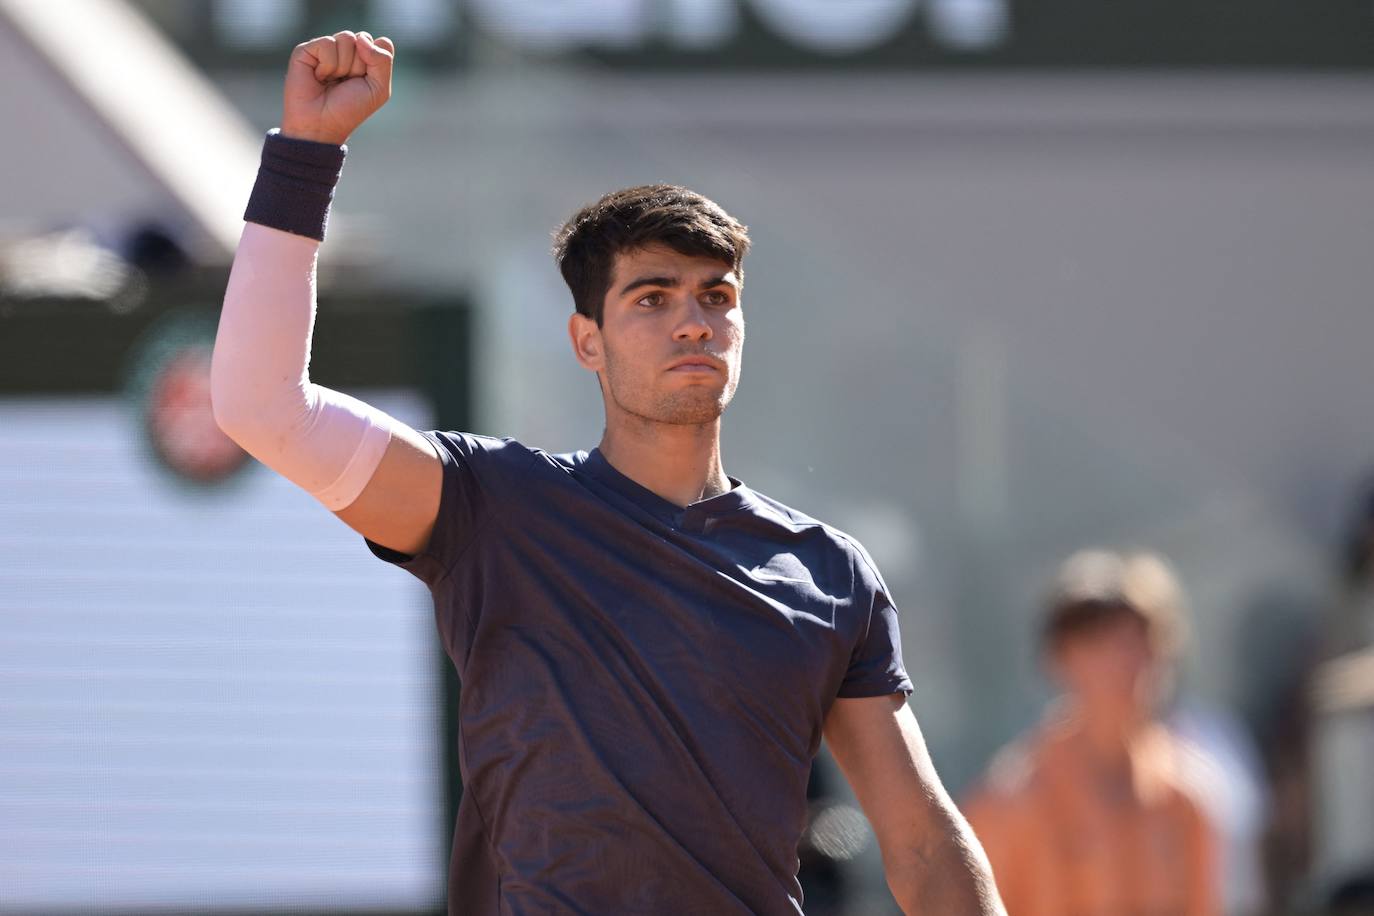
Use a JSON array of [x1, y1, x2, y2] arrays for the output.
[[0, 0, 259, 262]]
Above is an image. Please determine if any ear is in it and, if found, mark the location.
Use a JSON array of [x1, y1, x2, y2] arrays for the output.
[[568, 312, 604, 372]]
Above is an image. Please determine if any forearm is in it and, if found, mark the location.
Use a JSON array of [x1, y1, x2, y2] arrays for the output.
[[213, 218, 320, 443], [886, 806, 1005, 916], [210, 132, 394, 510]]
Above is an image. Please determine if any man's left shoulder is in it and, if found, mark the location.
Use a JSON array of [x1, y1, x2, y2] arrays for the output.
[[744, 489, 884, 588]]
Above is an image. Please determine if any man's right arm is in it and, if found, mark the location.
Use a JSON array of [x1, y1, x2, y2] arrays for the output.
[[211, 31, 442, 558], [334, 428, 441, 557]]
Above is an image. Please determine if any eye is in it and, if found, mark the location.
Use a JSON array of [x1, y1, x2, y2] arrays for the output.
[[701, 290, 732, 307], [636, 292, 665, 308]]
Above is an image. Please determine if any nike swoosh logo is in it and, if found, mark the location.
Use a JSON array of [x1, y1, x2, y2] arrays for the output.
[[750, 567, 811, 585]]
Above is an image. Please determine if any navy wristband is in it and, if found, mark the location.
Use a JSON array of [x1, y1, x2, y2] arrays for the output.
[[243, 128, 347, 242]]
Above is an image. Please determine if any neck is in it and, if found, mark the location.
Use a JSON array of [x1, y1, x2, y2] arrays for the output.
[[1063, 698, 1152, 763], [598, 414, 730, 508]]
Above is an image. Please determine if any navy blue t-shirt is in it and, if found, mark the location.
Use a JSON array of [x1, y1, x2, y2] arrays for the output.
[[366, 432, 913, 915]]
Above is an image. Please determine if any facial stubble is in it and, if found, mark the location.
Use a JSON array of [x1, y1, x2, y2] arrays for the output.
[[600, 341, 741, 427]]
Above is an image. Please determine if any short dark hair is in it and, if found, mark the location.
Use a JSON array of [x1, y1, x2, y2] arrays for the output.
[[1041, 549, 1187, 656], [1044, 598, 1147, 649], [552, 184, 751, 325]]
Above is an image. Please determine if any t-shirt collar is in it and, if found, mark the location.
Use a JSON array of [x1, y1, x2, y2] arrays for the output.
[[584, 447, 756, 530]]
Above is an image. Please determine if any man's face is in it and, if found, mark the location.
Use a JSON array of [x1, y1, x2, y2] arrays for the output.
[[571, 243, 744, 426], [1051, 613, 1161, 714]]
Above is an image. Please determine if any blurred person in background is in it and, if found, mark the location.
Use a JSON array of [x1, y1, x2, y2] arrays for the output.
[[1305, 477, 1374, 914], [209, 29, 1004, 916], [1234, 580, 1321, 912], [1232, 477, 1374, 914], [1333, 477, 1374, 655], [963, 549, 1222, 916]]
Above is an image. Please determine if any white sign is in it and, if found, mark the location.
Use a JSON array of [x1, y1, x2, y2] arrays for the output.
[[750, 0, 918, 53], [363, 0, 1008, 53]]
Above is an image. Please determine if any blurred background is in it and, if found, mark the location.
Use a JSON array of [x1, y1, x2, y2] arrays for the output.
[[2, 1, 1373, 913]]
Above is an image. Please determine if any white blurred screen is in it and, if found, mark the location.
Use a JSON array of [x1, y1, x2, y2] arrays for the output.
[[0, 394, 446, 913]]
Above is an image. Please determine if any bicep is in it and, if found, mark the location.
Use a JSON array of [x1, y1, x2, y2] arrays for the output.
[[827, 694, 1007, 914], [334, 423, 442, 556], [823, 694, 956, 860]]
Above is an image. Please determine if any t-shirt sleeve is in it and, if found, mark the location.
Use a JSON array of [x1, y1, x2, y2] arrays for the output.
[[837, 547, 915, 699], [363, 430, 510, 587]]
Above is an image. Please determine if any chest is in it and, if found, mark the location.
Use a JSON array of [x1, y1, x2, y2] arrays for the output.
[[1039, 777, 1195, 914], [465, 506, 858, 745], [543, 525, 844, 661]]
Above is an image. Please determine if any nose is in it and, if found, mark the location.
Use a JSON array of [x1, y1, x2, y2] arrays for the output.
[[673, 298, 712, 343]]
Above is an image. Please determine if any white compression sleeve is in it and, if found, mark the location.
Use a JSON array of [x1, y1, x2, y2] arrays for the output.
[[211, 221, 397, 511]]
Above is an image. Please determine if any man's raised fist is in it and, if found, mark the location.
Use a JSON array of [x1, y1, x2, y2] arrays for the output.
[[280, 30, 395, 146]]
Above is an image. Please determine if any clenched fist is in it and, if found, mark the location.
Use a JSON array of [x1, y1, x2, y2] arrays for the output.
[[280, 30, 395, 146]]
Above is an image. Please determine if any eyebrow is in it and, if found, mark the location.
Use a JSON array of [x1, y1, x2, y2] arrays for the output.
[[617, 274, 740, 297]]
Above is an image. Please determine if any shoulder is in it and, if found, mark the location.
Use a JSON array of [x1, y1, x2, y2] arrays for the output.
[[1152, 730, 1221, 825], [742, 487, 830, 531], [963, 728, 1056, 843], [977, 727, 1056, 802], [424, 430, 581, 476], [1153, 746, 1216, 858], [422, 432, 590, 512], [425, 430, 531, 463], [967, 714, 1081, 813], [744, 489, 886, 589]]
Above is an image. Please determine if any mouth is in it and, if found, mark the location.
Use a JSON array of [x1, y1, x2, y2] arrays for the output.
[[667, 356, 725, 374]]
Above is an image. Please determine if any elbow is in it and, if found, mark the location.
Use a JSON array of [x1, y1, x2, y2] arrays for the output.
[[208, 364, 234, 438], [208, 347, 305, 448], [210, 390, 245, 444], [879, 847, 922, 912], [881, 837, 1005, 916], [208, 349, 250, 443]]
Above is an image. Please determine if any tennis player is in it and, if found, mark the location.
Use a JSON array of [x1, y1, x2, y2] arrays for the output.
[[211, 30, 1003, 916]]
